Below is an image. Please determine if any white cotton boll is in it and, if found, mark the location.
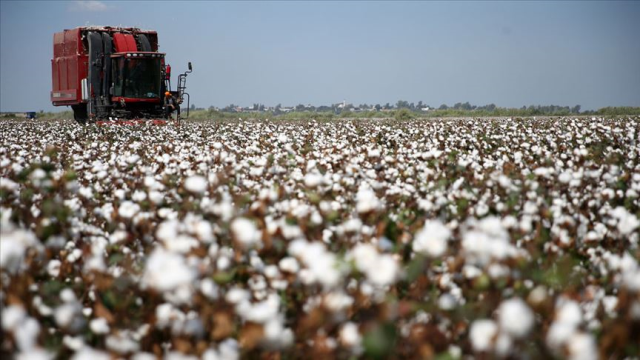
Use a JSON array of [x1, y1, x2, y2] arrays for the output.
[[438, 293, 457, 310], [131, 190, 147, 202], [54, 303, 80, 328], [558, 172, 572, 184], [66, 248, 83, 263], [60, 288, 77, 303], [528, 286, 548, 305], [350, 244, 398, 287], [498, 298, 534, 338], [413, 220, 451, 257], [71, 347, 111, 360], [47, 260, 61, 277], [261, 319, 293, 348], [0, 228, 41, 274], [16, 349, 53, 360], [494, 332, 513, 357], [225, 288, 250, 304], [63, 335, 85, 351], [368, 148, 381, 158], [611, 206, 639, 235], [602, 296, 618, 316], [149, 190, 164, 204], [290, 240, 342, 288], [2, 305, 26, 330], [475, 202, 489, 217], [105, 333, 140, 354], [498, 175, 512, 189], [217, 256, 231, 271], [356, 186, 380, 214], [156, 220, 179, 243], [78, 186, 93, 199], [164, 235, 198, 254], [231, 218, 261, 247], [142, 247, 196, 292], [133, 353, 158, 360], [567, 332, 597, 360], [165, 351, 198, 360], [556, 300, 582, 326], [279, 257, 300, 273], [304, 173, 323, 188], [462, 216, 513, 266], [324, 291, 354, 312], [118, 201, 140, 219], [242, 295, 280, 323], [185, 175, 207, 194], [367, 255, 398, 287], [351, 244, 379, 273], [200, 278, 219, 300], [126, 154, 140, 164], [216, 338, 240, 360], [193, 219, 214, 243], [470, 319, 498, 352], [90, 318, 110, 334], [339, 322, 362, 348], [463, 265, 482, 279]]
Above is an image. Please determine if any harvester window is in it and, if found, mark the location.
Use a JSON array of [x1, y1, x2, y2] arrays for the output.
[[111, 57, 161, 99]]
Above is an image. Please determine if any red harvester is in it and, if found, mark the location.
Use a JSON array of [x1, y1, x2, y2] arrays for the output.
[[51, 26, 192, 124]]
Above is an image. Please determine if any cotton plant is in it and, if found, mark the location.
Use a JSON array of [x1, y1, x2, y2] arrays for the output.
[[0, 117, 639, 358]]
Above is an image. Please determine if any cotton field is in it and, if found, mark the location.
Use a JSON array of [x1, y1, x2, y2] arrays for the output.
[[1, 117, 639, 359]]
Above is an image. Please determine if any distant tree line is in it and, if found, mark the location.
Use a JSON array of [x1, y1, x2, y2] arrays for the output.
[[200, 100, 640, 117]]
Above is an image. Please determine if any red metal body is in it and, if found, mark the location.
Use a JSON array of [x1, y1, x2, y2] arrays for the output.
[[51, 26, 159, 107]]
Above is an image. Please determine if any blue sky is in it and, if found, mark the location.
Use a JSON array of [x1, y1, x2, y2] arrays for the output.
[[1, 1, 639, 112]]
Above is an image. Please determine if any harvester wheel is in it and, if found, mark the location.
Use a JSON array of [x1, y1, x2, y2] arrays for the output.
[[72, 105, 88, 125]]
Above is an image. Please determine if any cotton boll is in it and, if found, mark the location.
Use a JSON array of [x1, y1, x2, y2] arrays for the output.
[[0, 227, 41, 274], [556, 300, 582, 326], [105, 332, 141, 354], [558, 172, 572, 184], [367, 255, 398, 287], [54, 302, 82, 329], [304, 173, 323, 188], [262, 318, 294, 349], [279, 257, 300, 273], [16, 349, 53, 360], [567, 332, 597, 360], [610, 207, 639, 235], [118, 201, 140, 219], [469, 319, 498, 352], [498, 298, 534, 338], [185, 175, 207, 194], [438, 293, 457, 311], [2, 305, 26, 330], [71, 347, 111, 360], [200, 278, 219, 300], [356, 186, 380, 214], [142, 247, 196, 293], [413, 220, 451, 257], [339, 322, 362, 350], [90, 318, 110, 334], [231, 218, 261, 247]]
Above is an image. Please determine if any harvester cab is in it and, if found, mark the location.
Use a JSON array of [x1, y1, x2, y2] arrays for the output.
[[51, 26, 193, 124]]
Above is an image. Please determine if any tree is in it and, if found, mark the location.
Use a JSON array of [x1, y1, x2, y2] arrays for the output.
[[396, 100, 410, 109], [571, 105, 581, 114], [439, 104, 448, 110]]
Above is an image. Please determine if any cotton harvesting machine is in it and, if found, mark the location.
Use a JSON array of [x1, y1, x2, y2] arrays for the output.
[[51, 26, 192, 124]]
